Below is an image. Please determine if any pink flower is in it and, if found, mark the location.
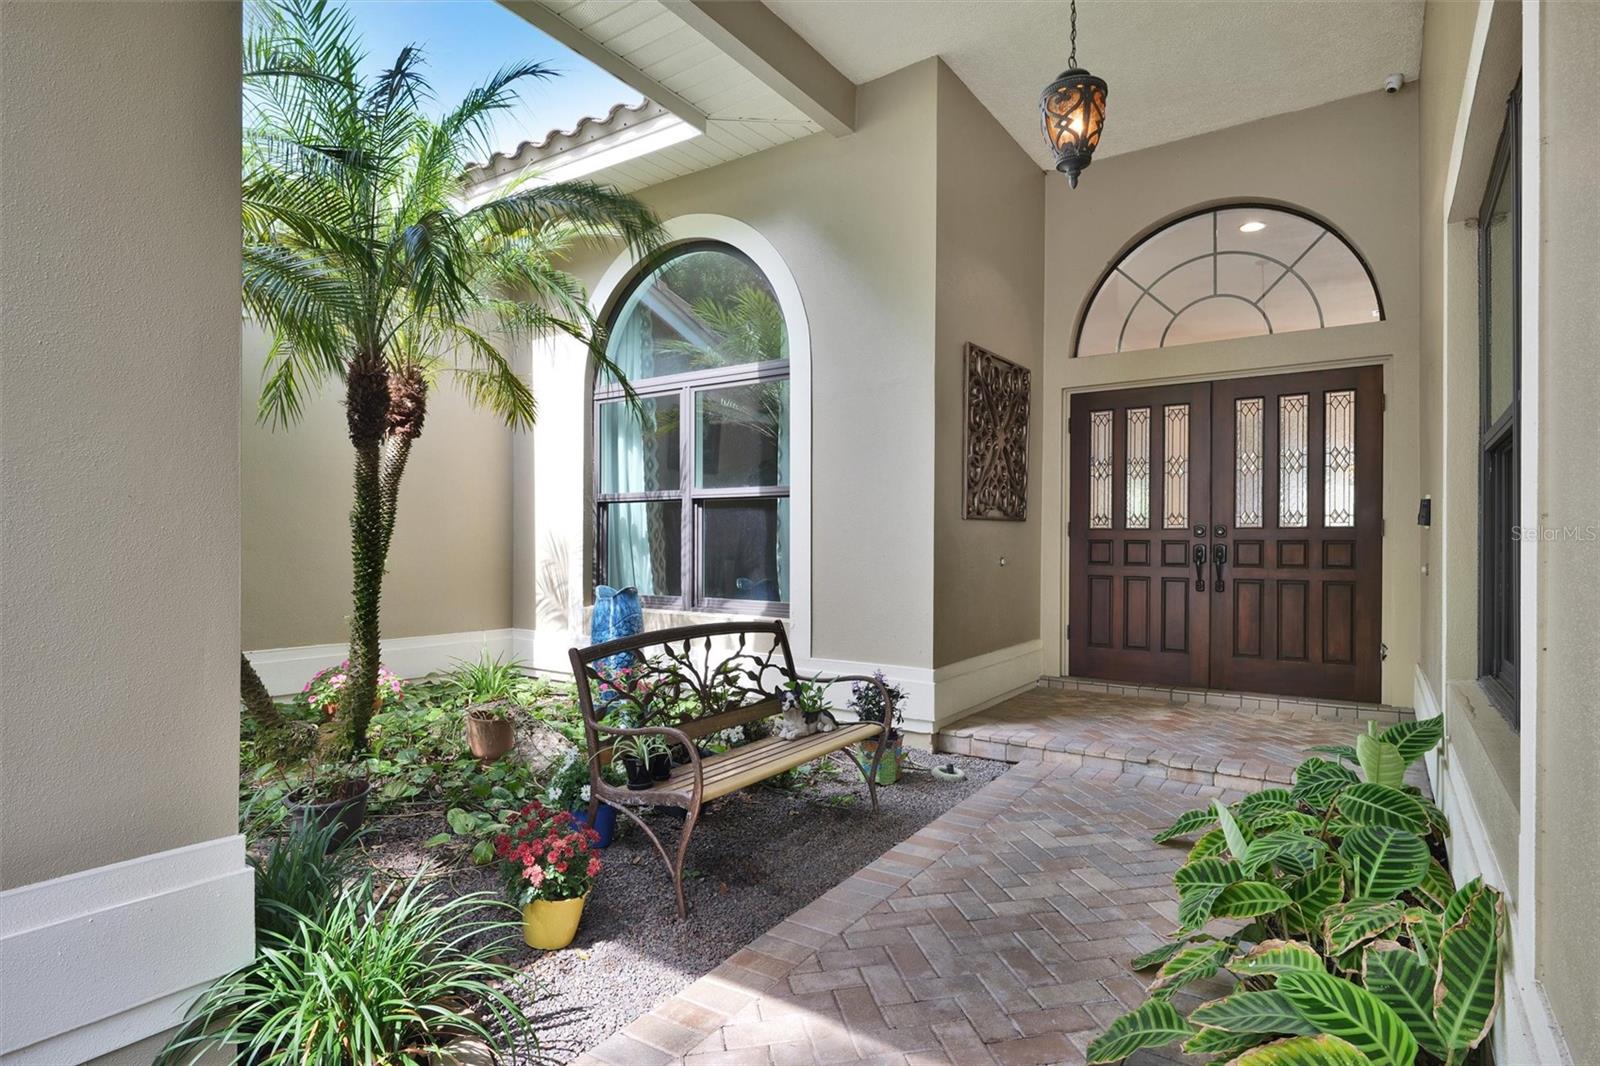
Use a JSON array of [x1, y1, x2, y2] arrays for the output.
[[587, 857, 601, 877], [526, 866, 545, 887]]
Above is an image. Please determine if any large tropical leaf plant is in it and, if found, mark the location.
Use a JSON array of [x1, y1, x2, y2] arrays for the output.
[[239, 0, 661, 761], [1088, 716, 1507, 1066]]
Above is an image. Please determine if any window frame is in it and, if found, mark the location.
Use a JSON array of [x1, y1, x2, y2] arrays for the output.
[[592, 240, 791, 617], [1072, 202, 1387, 358], [1477, 83, 1521, 724]]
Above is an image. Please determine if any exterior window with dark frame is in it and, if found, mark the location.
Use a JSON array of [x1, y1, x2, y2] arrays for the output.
[[1478, 83, 1520, 724], [594, 242, 790, 615]]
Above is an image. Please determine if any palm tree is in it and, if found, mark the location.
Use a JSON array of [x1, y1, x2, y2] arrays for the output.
[[242, 0, 661, 759]]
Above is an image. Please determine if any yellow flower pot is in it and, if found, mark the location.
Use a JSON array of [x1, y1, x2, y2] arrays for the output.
[[521, 894, 588, 950]]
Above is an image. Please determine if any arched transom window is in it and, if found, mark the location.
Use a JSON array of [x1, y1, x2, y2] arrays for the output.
[[1077, 205, 1383, 356], [594, 242, 790, 613]]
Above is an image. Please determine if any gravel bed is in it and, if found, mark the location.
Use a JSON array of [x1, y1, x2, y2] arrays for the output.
[[356, 748, 1005, 1064]]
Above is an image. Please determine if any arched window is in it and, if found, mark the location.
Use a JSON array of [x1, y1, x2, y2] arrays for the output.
[[1077, 205, 1383, 356], [594, 242, 790, 613]]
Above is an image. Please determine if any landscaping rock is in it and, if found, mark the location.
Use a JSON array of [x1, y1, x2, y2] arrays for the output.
[[513, 720, 577, 776]]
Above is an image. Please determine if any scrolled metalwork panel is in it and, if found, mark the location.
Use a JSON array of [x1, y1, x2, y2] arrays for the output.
[[1162, 404, 1190, 529], [1088, 410, 1114, 529], [1279, 394, 1309, 528], [1235, 397, 1264, 528], [1125, 407, 1151, 529], [963, 343, 1031, 520], [1324, 389, 1357, 527]]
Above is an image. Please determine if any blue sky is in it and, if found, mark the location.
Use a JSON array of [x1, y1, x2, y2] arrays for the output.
[[340, 1, 640, 160]]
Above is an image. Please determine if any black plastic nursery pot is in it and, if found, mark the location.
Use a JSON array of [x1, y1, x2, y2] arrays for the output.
[[648, 751, 673, 781], [286, 778, 370, 851], [621, 755, 654, 790]]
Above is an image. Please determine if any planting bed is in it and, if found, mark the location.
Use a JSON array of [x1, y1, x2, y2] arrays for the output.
[[353, 748, 1004, 1063]]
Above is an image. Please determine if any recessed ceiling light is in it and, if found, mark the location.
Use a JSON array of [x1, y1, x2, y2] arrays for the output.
[[1239, 221, 1267, 233]]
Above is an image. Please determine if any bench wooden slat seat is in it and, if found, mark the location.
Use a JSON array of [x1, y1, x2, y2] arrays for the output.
[[631, 722, 884, 803], [569, 620, 893, 918]]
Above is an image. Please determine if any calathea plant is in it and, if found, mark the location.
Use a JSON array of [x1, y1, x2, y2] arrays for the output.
[[1088, 716, 1507, 1066]]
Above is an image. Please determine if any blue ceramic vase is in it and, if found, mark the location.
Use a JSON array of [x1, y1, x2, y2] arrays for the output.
[[591, 585, 644, 676], [572, 802, 617, 848]]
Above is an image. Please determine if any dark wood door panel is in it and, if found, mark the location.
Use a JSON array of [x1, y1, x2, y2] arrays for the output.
[[1206, 366, 1383, 701], [1068, 382, 1211, 688]]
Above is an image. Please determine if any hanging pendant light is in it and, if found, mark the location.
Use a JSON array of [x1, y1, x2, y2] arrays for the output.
[[1039, 0, 1108, 188]]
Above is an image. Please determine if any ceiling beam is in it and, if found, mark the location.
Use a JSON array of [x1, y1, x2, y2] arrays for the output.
[[660, 0, 856, 137], [499, 1, 710, 132]]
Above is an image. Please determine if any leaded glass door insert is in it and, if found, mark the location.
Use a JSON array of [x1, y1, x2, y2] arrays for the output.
[[1068, 365, 1383, 702]]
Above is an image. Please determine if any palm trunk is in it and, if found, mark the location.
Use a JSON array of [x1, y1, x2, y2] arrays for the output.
[[332, 355, 392, 758], [240, 653, 281, 730]]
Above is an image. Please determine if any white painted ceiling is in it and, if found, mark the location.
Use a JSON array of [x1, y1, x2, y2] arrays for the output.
[[763, 0, 1424, 170]]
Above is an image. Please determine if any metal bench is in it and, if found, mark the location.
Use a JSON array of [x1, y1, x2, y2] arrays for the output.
[[569, 620, 892, 917]]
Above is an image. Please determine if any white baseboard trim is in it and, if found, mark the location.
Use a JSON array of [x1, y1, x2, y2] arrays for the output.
[[803, 639, 1044, 736], [1414, 666, 1569, 1064], [0, 835, 254, 1064], [247, 628, 521, 695]]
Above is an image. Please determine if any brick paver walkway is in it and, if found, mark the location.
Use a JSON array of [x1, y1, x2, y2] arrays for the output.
[[577, 762, 1245, 1066], [936, 684, 1411, 790]]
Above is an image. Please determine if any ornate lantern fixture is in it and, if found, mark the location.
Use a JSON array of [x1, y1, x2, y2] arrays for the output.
[[1038, 0, 1108, 188]]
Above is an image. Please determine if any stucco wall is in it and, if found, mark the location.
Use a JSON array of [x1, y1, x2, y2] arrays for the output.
[[0, 1, 242, 888], [931, 62, 1046, 668], [513, 60, 942, 671], [1039, 90, 1424, 707], [241, 325, 514, 651], [1533, 0, 1600, 1053]]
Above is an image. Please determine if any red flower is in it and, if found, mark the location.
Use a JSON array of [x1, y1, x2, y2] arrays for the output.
[[587, 856, 602, 877]]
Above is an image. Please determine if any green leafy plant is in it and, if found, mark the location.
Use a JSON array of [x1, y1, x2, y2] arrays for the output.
[[240, 0, 661, 760], [159, 870, 525, 1065], [610, 731, 669, 770], [849, 669, 906, 736], [450, 651, 538, 715], [1087, 716, 1507, 1066], [251, 817, 360, 945]]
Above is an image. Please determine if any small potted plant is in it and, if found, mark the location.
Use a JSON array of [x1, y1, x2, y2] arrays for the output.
[[611, 732, 669, 789], [850, 670, 907, 785], [450, 652, 526, 762], [284, 760, 370, 850], [495, 801, 601, 950]]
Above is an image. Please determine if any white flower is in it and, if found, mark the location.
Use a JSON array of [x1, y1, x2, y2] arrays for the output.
[[580, 784, 591, 803]]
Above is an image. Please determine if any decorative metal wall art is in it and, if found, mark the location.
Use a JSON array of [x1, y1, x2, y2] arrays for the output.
[[963, 343, 1031, 521]]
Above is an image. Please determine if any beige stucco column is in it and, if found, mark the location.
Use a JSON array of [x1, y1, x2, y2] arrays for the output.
[[0, 4, 253, 1062]]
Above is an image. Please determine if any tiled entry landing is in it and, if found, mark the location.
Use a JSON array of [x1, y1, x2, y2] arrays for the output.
[[577, 761, 1242, 1066], [935, 681, 1413, 791]]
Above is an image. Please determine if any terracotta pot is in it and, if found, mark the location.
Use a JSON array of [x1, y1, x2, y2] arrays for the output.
[[286, 778, 370, 852], [521, 893, 588, 950], [466, 708, 515, 762]]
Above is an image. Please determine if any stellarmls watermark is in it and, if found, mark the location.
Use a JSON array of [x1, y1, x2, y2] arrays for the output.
[[1512, 524, 1599, 542]]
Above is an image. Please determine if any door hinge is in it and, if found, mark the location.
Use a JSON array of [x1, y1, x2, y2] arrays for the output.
[[1382, 518, 1387, 536], [1067, 624, 1072, 640], [1382, 393, 1388, 412], [1067, 519, 1072, 536]]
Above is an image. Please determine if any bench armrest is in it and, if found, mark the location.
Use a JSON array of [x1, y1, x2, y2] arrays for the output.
[[808, 674, 895, 742]]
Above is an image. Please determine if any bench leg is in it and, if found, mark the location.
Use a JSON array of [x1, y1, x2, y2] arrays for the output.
[[843, 745, 883, 814], [606, 801, 701, 919], [671, 806, 700, 920]]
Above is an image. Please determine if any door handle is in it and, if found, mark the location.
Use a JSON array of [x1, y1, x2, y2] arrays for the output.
[[1213, 543, 1228, 592], [1192, 544, 1207, 592]]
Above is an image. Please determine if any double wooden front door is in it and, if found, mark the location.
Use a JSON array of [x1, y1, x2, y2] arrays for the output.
[[1067, 366, 1382, 702]]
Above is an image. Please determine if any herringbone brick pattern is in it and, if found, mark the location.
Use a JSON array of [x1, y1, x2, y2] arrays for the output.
[[936, 685, 1413, 790], [576, 763, 1247, 1066]]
